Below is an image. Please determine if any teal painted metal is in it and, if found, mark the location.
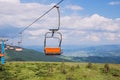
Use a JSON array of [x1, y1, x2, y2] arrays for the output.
[[1, 40, 5, 64]]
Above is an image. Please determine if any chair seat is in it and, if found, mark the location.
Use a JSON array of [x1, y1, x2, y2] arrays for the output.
[[9, 47, 14, 50], [44, 47, 61, 55], [15, 48, 23, 51], [0, 54, 4, 57]]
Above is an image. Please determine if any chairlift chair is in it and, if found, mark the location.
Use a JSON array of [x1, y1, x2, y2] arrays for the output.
[[9, 43, 14, 50], [4, 44, 8, 50], [0, 44, 4, 57], [44, 30, 62, 55], [9, 46, 14, 50], [15, 47, 23, 52], [6, 45, 10, 48], [44, 5, 62, 55], [0, 53, 4, 57], [0, 49, 3, 57], [15, 41, 23, 52], [9, 39, 15, 50]]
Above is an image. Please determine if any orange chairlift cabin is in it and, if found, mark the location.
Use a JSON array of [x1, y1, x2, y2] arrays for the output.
[[0, 44, 4, 57], [0, 50, 4, 57], [44, 31, 62, 55], [44, 5, 62, 55], [0, 53, 4, 57]]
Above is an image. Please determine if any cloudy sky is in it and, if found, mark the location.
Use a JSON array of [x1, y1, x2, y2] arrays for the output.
[[0, 0, 120, 46]]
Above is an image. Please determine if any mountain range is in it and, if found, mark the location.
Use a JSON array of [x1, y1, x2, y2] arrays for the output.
[[25, 44, 120, 57], [3, 44, 120, 64], [5, 48, 70, 62]]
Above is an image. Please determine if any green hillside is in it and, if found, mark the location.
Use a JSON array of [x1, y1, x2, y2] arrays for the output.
[[0, 62, 120, 80], [5, 48, 70, 62]]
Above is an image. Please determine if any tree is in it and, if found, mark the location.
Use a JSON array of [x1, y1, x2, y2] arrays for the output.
[[61, 61, 67, 74], [86, 63, 92, 69], [103, 64, 110, 73]]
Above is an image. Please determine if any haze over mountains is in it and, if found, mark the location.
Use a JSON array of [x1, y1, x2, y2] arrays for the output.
[[25, 44, 120, 57], [24, 44, 120, 63], [2, 44, 120, 63]]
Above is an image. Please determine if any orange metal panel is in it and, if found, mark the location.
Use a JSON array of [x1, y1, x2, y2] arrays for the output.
[[0, 54, 4, 57], [45, 47, 61, 55]]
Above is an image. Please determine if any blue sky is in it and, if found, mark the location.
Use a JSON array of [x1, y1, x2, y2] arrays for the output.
[[0, 0, 120, 46], [21, 0, 120, 18]]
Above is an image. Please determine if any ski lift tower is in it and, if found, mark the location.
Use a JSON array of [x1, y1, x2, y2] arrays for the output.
[[0, 37, 8, 64]]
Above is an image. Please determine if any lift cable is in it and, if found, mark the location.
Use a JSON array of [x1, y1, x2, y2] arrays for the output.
[[19, 0, 64, 34], [6, 0, 64, 51]]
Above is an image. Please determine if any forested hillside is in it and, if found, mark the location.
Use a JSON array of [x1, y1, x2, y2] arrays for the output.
[[5, 48, 70, 62]]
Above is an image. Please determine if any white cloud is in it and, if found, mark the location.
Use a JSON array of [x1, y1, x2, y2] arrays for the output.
[[0, 1, 54, 28], [86, 35, 100, 41], [108, 1, 120, 5], [23, 13, 120, 45], [61, 14, 120, 31], [0, 1, 120, 45], [28, 36, 38, 40], [105, 33, 117, 41], [60, 14, 120, 44], [0, 0, 20, 3], [27, 29, 46, 36], [66, 5, 83, 11]]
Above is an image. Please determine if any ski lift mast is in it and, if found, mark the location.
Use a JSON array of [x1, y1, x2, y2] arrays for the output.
[[0, 37, 8, 64]]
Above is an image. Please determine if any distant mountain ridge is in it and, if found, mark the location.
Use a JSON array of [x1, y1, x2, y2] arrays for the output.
[[59, 56, 120, 64], [5, 48, 71, 62], [23, 45, 120, 63], [4, 45, 120, 64], [25, 45, 120, 57]]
